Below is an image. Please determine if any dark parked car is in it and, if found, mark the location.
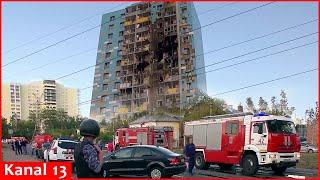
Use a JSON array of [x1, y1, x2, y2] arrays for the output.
[[102, 145, 186, 178]]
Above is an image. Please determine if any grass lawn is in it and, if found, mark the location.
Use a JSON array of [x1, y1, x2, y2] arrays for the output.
[[297, 153, 318, 169]]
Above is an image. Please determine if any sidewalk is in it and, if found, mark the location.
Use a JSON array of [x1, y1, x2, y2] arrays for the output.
[[2, 143, 40, 162]]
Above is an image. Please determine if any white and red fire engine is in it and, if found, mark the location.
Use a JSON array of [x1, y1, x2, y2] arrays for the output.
[[114, 127, 174, 150], [184, 112, 301, 176]]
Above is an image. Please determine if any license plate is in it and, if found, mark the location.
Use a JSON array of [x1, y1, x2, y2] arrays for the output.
[[181, 158, 185, 163]]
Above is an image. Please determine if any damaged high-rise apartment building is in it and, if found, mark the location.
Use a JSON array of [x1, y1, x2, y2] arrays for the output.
[[90, 2, 207, 122]]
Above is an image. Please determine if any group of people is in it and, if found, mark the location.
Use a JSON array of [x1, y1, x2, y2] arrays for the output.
[[10, 138, 28, 155]]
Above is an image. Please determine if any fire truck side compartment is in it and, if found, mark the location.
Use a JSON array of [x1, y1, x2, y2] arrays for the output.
[[185, 123, 222, 150]]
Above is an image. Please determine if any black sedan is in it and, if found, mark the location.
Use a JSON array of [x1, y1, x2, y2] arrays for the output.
[[102, 145, 186, 178]]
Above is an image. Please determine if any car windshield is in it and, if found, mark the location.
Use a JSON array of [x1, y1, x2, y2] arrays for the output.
[[58, 141, 77, 149], [266, 120, 296, 134]]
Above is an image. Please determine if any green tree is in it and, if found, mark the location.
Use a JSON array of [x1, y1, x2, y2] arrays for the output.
[[2, 117, 10, 139]]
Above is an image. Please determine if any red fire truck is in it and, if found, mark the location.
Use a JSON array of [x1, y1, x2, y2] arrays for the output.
[[114, 127, 174, 150], [184, 112, 301, 176]]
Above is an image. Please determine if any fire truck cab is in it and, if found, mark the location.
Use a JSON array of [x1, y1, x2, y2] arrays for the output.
[[114, 127, 173, 150], [184, 112, 301, 176]]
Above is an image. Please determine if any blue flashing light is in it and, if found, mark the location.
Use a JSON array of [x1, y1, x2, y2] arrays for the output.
[[253, 112, 269, 117]]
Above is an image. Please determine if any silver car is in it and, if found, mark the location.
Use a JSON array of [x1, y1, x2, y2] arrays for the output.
[[300, 142, 318, 153]]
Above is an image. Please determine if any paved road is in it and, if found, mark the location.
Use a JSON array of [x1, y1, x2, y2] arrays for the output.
[[2, 144, 317, 178], [2, 143, 40, 162]]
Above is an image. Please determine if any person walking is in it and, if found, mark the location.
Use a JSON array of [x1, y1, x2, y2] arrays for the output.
[[74, 119, 104, 178], [10, 140, 15, 151], [184, 137, 196, 176], [14, 139, 22, 155], [21, 138, 27, 155]]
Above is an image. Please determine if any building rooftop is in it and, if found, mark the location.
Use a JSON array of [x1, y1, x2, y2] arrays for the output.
[[129, 114, 181, 125]]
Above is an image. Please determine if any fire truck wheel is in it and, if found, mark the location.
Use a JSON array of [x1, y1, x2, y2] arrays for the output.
[[242, 154, 258, 176], [271, 166, 287, 175], [148, 166, 163, 179], [195, 152, 210, 170]]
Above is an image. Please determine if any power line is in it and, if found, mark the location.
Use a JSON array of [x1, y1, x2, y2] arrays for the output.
[[198, 2, 238, 16], [78, 41, 317, 105], [3, 8, 126, 68], [56, 31, 317, 81], [79, 67, 318, 106], [6, 47, 96, 79], [196, 31, 317, 71], [10, 18, 316, 83], [3, 2, 127, 54], [194, 19, 317, 58], [212, 68, 318, 96], [3, 2, 273, 68]]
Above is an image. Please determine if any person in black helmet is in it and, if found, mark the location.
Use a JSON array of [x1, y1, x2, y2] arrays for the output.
[[74, 119, 103, 178]]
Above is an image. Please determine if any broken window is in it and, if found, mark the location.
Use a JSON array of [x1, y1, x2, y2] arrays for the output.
[[110, 16, 115, 21], [104, 62, 110, 69], [106, 52, 111, 59], [119, 31, 124, 36], [116, 71, 121, 77], [108, 33, 113, 40], [103, 84, 108, 91], [106, 42, 112, 49], [109, 24, 114, 31]]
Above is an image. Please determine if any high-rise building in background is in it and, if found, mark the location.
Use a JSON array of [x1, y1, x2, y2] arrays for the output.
[[2, 80, 79, 123], [90, 2, 207, 122]]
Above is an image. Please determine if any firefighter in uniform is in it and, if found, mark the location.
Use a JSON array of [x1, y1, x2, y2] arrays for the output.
[[74, 119, 104, 178], [184, 137, 196, 176]]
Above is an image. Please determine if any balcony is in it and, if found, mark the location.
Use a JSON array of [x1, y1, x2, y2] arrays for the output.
[[120, 83, 132, 89], [167, 88, 178, 94], [136, 16, 149, 24]]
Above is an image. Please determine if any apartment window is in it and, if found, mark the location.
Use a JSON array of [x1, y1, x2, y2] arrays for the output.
[[106, 52, 111, 59], [121, 13, 125, 18], [104, 73, 110, 79], [120, 22, 124, 27], [109, 24, 114, 31], [118, 40, 123, 47], [116, 71, 120, 77], [110, 16, 115, 21], [114, 94, 119, 101], [103, 84, 109, 91], [119, 31, 124, 36], [157, 100, 163, 107], [106, 42, 112, 49], [115, 82, 120, 89], [100, 107, 106, 114], [157, 88, 163, 94], [117, 50, 122, 56], [116, 60, 121, 66], [102, 95, 108, 101], [104, 62, 110, 69], [108, 33, 113, 40]]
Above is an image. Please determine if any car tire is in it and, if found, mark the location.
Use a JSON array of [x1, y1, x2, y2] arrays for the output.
[[308, 149, 314, 153], [148, 166, 163, 179], [195, 152, 210, 170], [271, 166, 287, 175], [241, 154, 259, 176]]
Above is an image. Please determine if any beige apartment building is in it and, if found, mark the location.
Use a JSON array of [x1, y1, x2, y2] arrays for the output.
[[2, 80, 79, 123]]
